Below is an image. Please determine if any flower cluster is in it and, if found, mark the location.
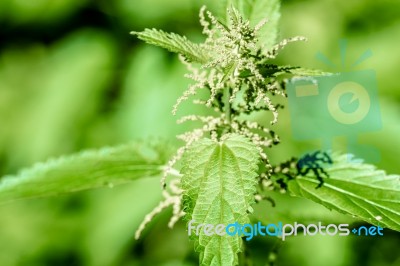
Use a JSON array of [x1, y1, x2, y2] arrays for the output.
[[166, 6, 306, 182]]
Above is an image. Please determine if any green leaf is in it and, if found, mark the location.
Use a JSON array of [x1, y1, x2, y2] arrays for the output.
[[218, 0, 280, 49], [131, 28, 208, 63], [288, 153, 400, 232], [0, 141, 171, 204], [181, 134, 260, 266]]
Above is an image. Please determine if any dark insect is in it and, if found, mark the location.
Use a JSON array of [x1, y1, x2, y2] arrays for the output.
[[272, 151, 333, 190], [296, 151, 333, 188]]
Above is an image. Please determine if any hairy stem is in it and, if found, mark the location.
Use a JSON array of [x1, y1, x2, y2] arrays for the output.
[[225, 86, 231, 123]]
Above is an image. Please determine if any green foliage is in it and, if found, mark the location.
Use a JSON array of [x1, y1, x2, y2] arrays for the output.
[[0, 141, 170, 204], [0, 30, 116, 165], [1, 0, 400, 265], [288, 153, 400, 231], [181, 134, 260, 265], [218, 0, 281, 49], [131, 29, 208, 63]]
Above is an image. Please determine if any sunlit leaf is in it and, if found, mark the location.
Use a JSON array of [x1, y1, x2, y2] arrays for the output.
[[288, 153, 400, 232], [0, 141, 171, 204], [131, 28, 208, 63], [181, 134, 260, 266]]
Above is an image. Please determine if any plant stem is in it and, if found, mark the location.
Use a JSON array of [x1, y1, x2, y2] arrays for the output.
[[225, 86, 231, 123]]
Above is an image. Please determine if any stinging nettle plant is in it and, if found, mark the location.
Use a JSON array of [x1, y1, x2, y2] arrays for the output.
[[0, 0, 398, 266], [129, 2, 400, 265], [131, 2, 307, 250]]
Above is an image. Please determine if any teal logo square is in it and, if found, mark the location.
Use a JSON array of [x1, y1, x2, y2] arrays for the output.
[[287, 70, 381, 140]]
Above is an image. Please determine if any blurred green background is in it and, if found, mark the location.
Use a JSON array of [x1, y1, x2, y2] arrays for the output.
[[0, 0, 399, 265]]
